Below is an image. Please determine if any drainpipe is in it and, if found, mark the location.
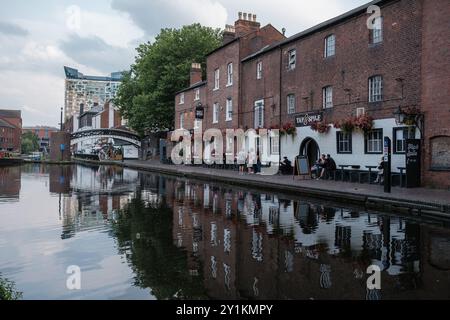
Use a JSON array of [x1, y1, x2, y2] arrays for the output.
[[278, 47, 283, 164]]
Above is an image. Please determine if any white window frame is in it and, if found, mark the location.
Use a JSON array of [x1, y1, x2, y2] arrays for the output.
[[226, 63, 233, 86], [213, 103, 219, 124], [369, 75, 383, 102], [322, 86, 333, 109], [324, 34, 336, 57], [194, 88, 200, 101], [226, 98, 233, 121], [179, 92, 184, 104], [371, 16, 383, 44], [256, 61, 263, 80], [270, 135, 280, 155], [254, 100, 264, 128], [214, 68, 220, 90], [337, 131, 352, 154], [180, 112, 184, 129], [288, 49, 296, 70], [365, 129, 383, 154], [287, 94, 296, 114]]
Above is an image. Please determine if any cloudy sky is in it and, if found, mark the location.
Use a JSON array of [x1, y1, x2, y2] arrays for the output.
[[0, 0, 368, 126]]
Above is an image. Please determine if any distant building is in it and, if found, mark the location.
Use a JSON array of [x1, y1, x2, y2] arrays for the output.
[[22, 126, 59, 152], [64, 66, 123, 119], [0, 109, 22, 153]]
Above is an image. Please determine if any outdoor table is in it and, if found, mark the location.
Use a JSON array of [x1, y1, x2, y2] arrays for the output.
[[366, 166, 378, 184], [339, 165, 350, 181], [398, 167, 406, 187]]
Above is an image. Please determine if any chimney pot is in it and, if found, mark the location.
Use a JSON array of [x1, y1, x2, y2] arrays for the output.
[[248, 13, 252, 21], [243, 13, 247, 20], [253, 14, 257, 22], [238, 12, 242, 20]]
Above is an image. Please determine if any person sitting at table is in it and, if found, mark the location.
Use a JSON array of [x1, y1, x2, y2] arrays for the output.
[[374, 157, 385, 184], [280, 156, 293, 175], [312, 154, 326, 179], [320, 154, 337, 180]]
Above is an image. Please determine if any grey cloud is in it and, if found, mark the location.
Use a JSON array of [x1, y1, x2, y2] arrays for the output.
[[60, 34, 134, 73], [0, 21, 28, 37], [111, 0, 225, 37]]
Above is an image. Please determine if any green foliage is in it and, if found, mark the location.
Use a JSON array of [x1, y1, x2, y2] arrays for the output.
[[114, 23, 222, 136], [0, 275, 23, 300], [21, 131, 40, 154], [111, 193, 207, 299]]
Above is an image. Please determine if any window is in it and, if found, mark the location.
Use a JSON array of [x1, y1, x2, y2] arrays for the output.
[[180, 112, 185, 128], [322, 86, 333, 109], [288, 49, 296, 70], [214, 69, 220, 90], [369, 76, 383, 102], [270, 135, 280, 155], [226, 98, 233, 121], [337, 132, 352, 154], [179, 93, 184, 104], [324, 35, 336, 57], [365, 129, 383, 154], [256, 61, 263, 79], [227, 63, 233, 86], [254, 100, 264, 128], [194, 88, 200, 101], [213, 103, 219, 123], [287, 94, 296, 114], [394, 127, 415, 153], [371, 17, 383, 44]]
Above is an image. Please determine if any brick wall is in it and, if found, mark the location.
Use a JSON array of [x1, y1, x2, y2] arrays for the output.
[[421, 0, 450, 189]]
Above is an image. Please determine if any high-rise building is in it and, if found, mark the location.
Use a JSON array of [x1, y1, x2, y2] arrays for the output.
[[64, 66, 123, 119]]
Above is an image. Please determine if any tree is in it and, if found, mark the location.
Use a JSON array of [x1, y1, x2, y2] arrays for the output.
[[114, 24, 222, 136], [21, 131, 39, 154]]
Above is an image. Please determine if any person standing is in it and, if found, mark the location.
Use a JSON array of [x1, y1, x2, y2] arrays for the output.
[[247, 148, 256, 174]]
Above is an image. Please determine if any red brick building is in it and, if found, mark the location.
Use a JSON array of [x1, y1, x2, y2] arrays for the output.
[[0, 109, 22, 153], [174, 0, 450, 189], [22, 126, 59, 152]]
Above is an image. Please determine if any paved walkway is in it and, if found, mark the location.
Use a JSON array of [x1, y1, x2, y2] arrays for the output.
[[121, 160, 450, 207]]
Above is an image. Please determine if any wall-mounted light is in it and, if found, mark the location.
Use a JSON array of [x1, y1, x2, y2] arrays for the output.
[[394, 105, 424, 137]]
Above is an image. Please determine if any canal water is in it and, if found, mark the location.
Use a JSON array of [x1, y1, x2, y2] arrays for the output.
[[1, 164, 450, 300]]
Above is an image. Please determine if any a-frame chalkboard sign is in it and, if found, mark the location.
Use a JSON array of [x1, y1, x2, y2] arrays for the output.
[[293, 156, 311, 180]]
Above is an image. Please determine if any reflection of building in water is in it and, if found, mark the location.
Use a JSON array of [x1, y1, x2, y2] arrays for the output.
[[60, 165, 138, 239], [70, 165, 138, 194], [49, 166, 72, 194], [164, 178, 450, 300], [0, 166, 21, 201]]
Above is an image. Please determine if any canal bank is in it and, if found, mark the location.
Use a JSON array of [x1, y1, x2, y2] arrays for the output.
[[73, 158, 450, 220]]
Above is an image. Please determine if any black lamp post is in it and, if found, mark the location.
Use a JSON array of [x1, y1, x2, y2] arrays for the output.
[[60, 107, 63, 131]]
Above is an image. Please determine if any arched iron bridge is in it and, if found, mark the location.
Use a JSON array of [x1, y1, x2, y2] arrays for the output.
[[70, 129, 141, 147]]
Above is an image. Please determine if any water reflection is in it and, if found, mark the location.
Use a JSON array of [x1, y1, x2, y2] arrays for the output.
[[0, 164, 450, 300]]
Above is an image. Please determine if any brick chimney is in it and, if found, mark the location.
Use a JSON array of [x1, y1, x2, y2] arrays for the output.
[[223, 24, 236, 44], [190, 63, 202, 86], [235, 12, 260, 37]]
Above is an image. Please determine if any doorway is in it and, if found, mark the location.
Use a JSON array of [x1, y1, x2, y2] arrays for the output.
[[300, 138, 320, 168]]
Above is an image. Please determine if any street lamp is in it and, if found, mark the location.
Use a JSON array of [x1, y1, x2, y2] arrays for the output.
[[394, 106, 406, 125]]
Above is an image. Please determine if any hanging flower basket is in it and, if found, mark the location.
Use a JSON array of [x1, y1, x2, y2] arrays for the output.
[[334, 119, 355, 133], [334, 114, 374, 133], [354, 114, 374, 133], [281, 122, 296, 137], [310, 121, 330, 134]]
